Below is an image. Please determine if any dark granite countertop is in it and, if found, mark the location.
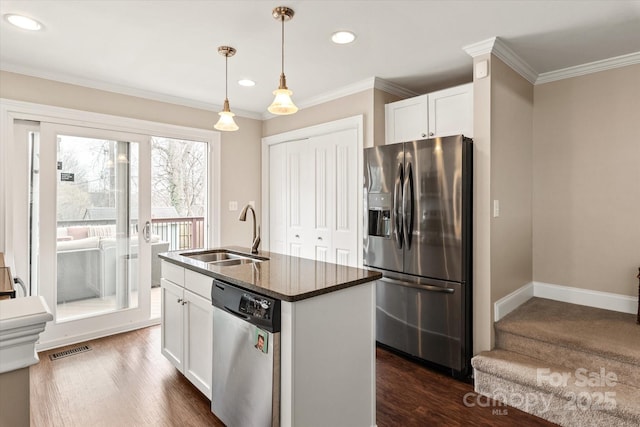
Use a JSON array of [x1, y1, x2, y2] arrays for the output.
[[159, 246, 382, 302]]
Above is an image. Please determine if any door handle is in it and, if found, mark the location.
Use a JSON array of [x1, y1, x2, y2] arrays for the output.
[[143, 221, 151, 243], [380, 277, 455, 294], [402, 162, 414, 249], [393, 162, 404, 250]]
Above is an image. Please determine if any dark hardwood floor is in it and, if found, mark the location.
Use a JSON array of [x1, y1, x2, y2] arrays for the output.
[[30, 326, 554, 426]]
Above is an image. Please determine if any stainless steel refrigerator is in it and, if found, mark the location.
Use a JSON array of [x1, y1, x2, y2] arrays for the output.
[[364, 134, 472, 377]]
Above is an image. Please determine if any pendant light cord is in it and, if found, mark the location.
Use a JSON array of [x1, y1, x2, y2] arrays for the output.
[[225, 52, 229, 100], [281, 15, 285, 75]]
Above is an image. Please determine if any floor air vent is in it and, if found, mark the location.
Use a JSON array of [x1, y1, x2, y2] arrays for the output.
[[49, 345, 92, 361]]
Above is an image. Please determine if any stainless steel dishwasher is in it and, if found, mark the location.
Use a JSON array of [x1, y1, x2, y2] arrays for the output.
[[211, 279, 281, 427]]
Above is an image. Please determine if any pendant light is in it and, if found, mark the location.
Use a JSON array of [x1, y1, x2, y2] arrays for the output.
[[214, 46, 239, 131], [268, 6, 298, 115]]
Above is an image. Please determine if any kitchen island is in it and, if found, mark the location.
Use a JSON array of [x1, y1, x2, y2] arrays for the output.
[[159, 247, 381, 427]]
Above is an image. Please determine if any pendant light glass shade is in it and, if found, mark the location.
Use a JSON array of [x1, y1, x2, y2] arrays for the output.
[[268, 87, 298, 115], [214, 99, 239, 131], [214, 46, 239, 131], [268, 73, 298, 115], [269, 7, 298, 115]]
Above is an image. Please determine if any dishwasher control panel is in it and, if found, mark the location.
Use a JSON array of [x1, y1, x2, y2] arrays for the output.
[[239, 293, 274, 320], [211, 279, 281, 332]]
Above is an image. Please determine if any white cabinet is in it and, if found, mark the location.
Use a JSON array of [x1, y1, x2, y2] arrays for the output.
[[161, 278, 184, 370], [182, 289, 213, 397], [385, 83, 473, 144], [160, 261, 213, 399], [269, 128, 358, 267], [385, 94, 429, 144], [428, 83, 473, 139]]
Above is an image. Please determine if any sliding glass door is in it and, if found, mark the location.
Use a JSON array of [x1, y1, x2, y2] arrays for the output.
[[4, 108, 215, 349], [38, 124, 152, 344]]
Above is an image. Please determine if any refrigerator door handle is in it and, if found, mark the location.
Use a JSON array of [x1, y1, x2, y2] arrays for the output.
[[402, 162, 414, 249], [393, 162, 404, 249], [379, 277, 455, 294]]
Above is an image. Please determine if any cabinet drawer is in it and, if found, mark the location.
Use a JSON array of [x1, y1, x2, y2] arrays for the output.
[[185, 269, 212, 301], [162, 260, 184, 287]]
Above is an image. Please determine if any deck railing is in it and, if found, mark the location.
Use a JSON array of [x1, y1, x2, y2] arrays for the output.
[[150, 217, 205, 251], [57, 217, 205, 251]]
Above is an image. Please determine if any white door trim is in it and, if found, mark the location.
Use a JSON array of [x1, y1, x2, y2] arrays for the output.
[[261, 115, 364, 267]]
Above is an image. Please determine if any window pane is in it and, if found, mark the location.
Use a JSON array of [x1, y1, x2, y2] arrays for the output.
[[151, 137, 207, 251], [56, 136, 138, 321]]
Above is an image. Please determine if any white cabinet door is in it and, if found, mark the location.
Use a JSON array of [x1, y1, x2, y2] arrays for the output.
[[310, 136, 333, 263], [385, 94, 429, 144], [161, 278, 184, 371], [311, 129, 358, 266], [269, 142, 288, 255], [329, 129, 358, 267], [428, 83, 473, 138], [276, 130, 359, 266], [286, 140, 316, 260], [183, 289, 213, 399]]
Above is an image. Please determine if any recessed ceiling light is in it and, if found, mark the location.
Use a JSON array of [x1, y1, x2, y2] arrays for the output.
[[331, 31, 356, 45], [4, 14, 43, 31], [238, 79, 256, 87]]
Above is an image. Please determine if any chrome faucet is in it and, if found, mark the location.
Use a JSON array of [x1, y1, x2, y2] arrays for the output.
[[238, 204, 261, 254]]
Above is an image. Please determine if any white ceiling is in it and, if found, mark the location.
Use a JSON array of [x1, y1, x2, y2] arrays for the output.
[[1, 1, 639, 118]]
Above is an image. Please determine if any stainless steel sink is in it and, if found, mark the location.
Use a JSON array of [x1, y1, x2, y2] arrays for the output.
[[180, 250, 267, 265]]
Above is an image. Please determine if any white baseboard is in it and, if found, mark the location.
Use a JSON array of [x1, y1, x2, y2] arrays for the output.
[[533, 281, 638, 315], [494, 282, 534, 321], [494, 281, 638, 321], [35, 318, 160, 352]]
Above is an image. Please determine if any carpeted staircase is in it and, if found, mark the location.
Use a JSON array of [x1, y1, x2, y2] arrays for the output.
[[472, 297, 640, 426]]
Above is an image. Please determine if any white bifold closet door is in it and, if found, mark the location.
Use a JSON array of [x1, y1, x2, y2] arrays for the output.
[[269, 128, 358, 267]]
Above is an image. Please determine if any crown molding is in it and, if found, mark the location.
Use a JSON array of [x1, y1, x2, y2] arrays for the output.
[[462, 37, 497, 57], [262, 76, 417, 120], [373, 77, 420, 98], [463, 37, 639, 86], [535, 51, 640, 84], [463, 36, 538, 84], [0, 62, 263, 120]]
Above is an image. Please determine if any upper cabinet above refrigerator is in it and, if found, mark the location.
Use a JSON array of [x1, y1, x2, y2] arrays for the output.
[[385, 83, 473, 144]]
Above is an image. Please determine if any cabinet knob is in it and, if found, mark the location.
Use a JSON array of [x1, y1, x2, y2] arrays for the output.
[[421, 133, 426, 138], [317, 237, 323, 241], [177, 298, 183, 304], [429, 132, 434, 137], [295, 234, 300, 238], [182, 300, 188, 306]]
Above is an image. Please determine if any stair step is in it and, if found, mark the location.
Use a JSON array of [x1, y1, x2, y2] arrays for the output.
[[472, 349, 640, 427], [496, 298, 640, 367], [496, 328, 640, 390]]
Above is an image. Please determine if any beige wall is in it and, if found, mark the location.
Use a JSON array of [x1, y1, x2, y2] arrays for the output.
[[218, 116, 263, 247], [0, 71, 263, 247], [471, 54, 493, 353], [532, 64, 640, 296], [490, 58, 534, 303], [472, 55, 534, 353]]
